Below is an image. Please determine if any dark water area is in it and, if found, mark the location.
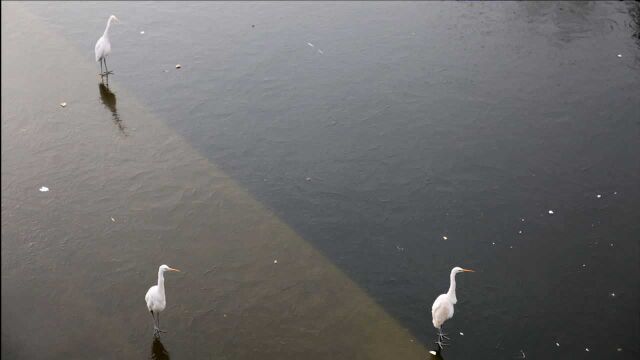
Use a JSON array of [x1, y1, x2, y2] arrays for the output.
[[3, 2, 640, 359]]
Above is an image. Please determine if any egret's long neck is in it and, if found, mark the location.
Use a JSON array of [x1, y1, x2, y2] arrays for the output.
[[103, 18, 114, 38], [157, 270, 165, 294], [446, 271, 457, 303]]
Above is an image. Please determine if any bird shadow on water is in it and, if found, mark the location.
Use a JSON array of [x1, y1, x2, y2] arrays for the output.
[[98, 78, 127, 135], [150, 337, 170, 360]]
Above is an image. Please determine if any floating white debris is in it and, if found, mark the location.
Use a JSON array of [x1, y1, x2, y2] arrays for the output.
[[459, 332, 464, 336], [111, 217, 116, 222], [140, 30, 145, 34], [492, 242, 496, 245], [175, 64, 182, 69], [60, 102, 67, 108], [223, 314, 227, 317], [307, 42, 314, 47], [611, 292, 616, 297], [617, 348, 622, 352], [521, 218, 525, 222], [596, 194, 602, 198], [582, 264, 587, 268], [556, 342, 560, 347], [548, 210, 554, 215], [273, 259, 278, 264], [617, 54, 622, 58], [610, 243, 614, 247], [442, 236, 448, 240], [613, 191, 618, 195], [510, 246, 513, 249], [39, 186, 49, 192], [429, 350, 437, 355], [317, 49, 324, 54], [518, 230, 523, 234], [585, 348, 589, 352], [305, 177, 312, 181]]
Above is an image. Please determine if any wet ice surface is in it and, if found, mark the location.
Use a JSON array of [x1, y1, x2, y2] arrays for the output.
[[4, 1, 640, 359]]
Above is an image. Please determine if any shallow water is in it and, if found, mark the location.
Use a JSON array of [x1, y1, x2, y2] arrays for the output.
[[2, 2, 639, 359]]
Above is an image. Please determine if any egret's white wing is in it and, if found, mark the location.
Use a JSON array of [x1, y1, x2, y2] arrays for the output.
[[431, 294, 454, 328]]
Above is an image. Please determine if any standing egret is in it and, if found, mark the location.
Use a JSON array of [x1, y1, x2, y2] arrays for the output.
[[145, 265, 181, 337], [431, 266, 474, 348], [95, 15, 120, 77]]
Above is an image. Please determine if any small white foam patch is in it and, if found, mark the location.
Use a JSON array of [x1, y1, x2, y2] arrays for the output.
[[39, 186, 49, 192]]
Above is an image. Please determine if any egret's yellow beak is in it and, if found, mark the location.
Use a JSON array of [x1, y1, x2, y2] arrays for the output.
[[462, 269, 475, 272], [169, 267, 181, 272]]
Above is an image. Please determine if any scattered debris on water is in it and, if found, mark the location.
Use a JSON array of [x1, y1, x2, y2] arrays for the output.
[[273, 259, 278, 264], [111, 217, 116, 222], [442, 236, 448, 240], [521, 218, 525, 222], [548, 210, 554, 215], [140, 30, 145, 34], [60, 102, 67, 108], [175, 64, 182, 69], [39, 186, 49, 192], [317, 49, 324, 54], [305, 177, 312, 181], [582, 264, 587, 268], [596, 194, 602, 198], [610, 292, 616, 297], [459, 332, 464, 336], [585, 348, 589, 352], [617, 54, 622, 58], [556, 342, 560, 347], [518, 230, 523, 234], [492, 242, 496, 245], [307, 42, 314, 47]]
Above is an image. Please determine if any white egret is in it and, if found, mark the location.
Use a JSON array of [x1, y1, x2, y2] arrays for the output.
[[145, 265, 181, 336], [95, 15, 120, 76], [431, 266, 474, 348]]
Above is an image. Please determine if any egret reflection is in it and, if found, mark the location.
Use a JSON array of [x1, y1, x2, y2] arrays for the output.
[[98, 81, 126, 135], [150, 337, 170, 360]]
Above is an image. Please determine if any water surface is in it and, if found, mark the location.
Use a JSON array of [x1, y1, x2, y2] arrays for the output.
[[2, 2, 640, 359]]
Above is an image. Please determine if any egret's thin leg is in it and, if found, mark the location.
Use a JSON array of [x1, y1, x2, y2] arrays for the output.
[[104, 58, 113, 75], [157, 313, 167, 333], [150, 311, 160, 337], [439, 326, 450, 340], [100, 59, 104, 76]]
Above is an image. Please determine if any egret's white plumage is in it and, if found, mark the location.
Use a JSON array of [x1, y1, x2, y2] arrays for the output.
[[95, 15, 119, 75], [145, 265, 180, 336], [431, 266, 474, 347]]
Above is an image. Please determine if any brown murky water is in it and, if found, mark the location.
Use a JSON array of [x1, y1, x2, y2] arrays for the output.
[[2, 2, 639, 359]]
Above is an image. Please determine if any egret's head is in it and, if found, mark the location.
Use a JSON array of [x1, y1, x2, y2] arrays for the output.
[[452, 266, 474, 274], [110, 15, 120, 23], [159, 264, 181, 273]]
